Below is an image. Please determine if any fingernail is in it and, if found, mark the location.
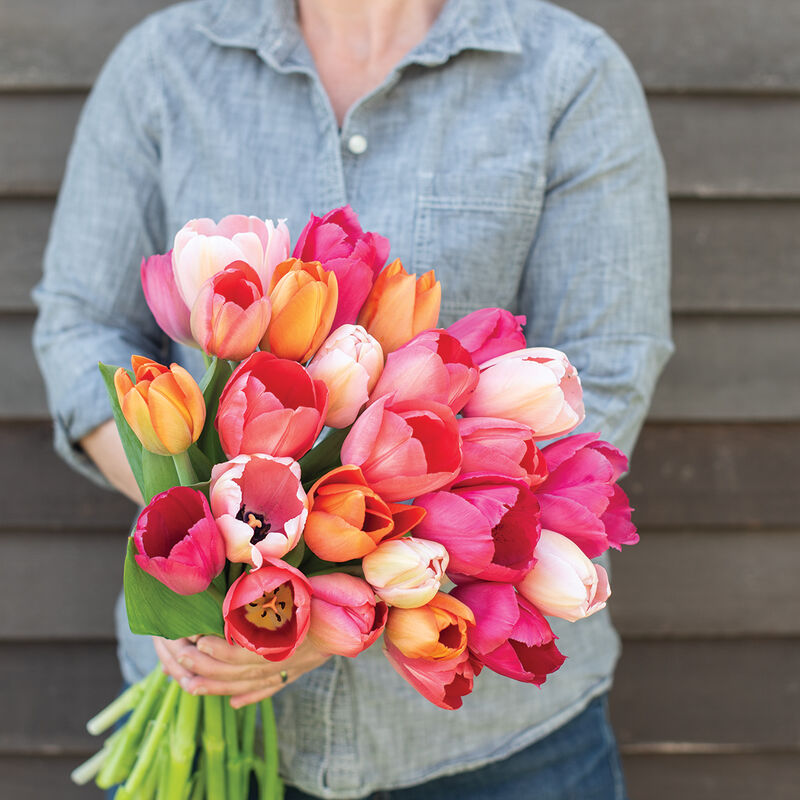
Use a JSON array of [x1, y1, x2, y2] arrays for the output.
[[178, 656, 193, 670], [194, 685, 207, 695]]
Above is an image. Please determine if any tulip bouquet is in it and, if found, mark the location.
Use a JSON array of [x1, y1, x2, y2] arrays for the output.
[[72, 207, 637, 799]]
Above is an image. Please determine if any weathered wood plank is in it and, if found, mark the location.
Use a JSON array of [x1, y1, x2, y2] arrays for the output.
[[0, 757, 102, 799]]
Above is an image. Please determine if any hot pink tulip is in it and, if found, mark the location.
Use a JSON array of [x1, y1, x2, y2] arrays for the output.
[[307, 573, 388, 657], [141, 251, 194, 347], [458, 417, 548, 487], [293, 205, 390, 329], [223, 558, 312, 661], [452, 582, 565, 685], [306, 325, 384, 428], [463, 347, 585, 440], [209, 454, 308, 567], [133, 486, 226, 595], [446, 308, 526, 365], [189, 262, 271, 361], [414, 474, 540, 583], [535, 433, 637, 558], [340, 395, 462, 502], [172, 215, 290, 307], [516, 529, 611, 622], [370, 330, 479, 413], [215, 352, 328, 460]]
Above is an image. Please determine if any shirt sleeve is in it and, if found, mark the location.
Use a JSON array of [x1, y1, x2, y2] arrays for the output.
[[32, 20, 168, 485], [519, 33, 674, 458]]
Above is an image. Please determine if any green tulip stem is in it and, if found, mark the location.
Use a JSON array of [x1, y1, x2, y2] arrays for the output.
[[164, 688, 202, 800], [189, 748, 207, 800], [223, 701, 243, 799], [69, 727, 124, 785], [202, 694, 227, 800], [260, 698, 283, 800], [86, 680, 145, 735], [240, 702, 257, 789], [173, 449, 198, 486]]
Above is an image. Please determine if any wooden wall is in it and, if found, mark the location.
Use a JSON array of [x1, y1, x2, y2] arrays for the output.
[[1, 1, 798, 797]]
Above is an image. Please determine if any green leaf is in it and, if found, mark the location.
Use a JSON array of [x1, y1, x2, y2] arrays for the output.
[[141, 449, 180, 504], [282, 539, 305, 568], [298, 426, 351, 486], [197, 356, 233, 464], [124, 538, 224, 639]]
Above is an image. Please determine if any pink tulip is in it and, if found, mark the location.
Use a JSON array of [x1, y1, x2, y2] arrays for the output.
[[215, 352, 328, 460], [535, 433, 637, 558], [293, 205, 389, 328], [133, 486, 226, 595], [370, 330, 479, 413], [452, 582, 565, 685], [362, 538, 449, 609], [306, 325, 384, 428], [189, 262, 271, 361], [209, 454, 308, 567], [516, 529, 611, 622], [457, 417, 548, 487], [463, 347, 585, 440], [414, 474, 540, 583], [141, 251, 194, 347], [172, 215, 290, 307], [223, 558, 312, 661], [447, 308, 527, 365], [307, 573, 388, 657], [340, 394, 462, 502]]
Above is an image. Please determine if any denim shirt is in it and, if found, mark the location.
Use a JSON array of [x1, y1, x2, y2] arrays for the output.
[[33, 0, 672, 796]]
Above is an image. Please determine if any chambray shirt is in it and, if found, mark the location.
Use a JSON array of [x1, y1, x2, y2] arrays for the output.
[[33, 0, 672, 796]]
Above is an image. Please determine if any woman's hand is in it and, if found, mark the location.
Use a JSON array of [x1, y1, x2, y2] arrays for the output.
[[153, 634, 330, 708]]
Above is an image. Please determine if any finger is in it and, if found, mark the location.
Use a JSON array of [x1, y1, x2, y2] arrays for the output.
[[195, 635, 263, 665], [230, 682, 284, 708], [175, 647, 268, 683], [153, 638, 194, 683], [180, 673, 283, 698]]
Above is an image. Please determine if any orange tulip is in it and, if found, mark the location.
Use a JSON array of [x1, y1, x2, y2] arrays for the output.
[[303, 465, 425, 562], [114, 355, 205, 456], [384, 592, 474, 661], [357, 259, 440, 353], [260, 258, 338, 362]]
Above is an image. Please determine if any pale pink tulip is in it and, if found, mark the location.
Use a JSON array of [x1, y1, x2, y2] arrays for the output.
[[447, 307, 526, 365], [140, 251, 194, 346], [463, 347, 584, 440], [306, 325, 384, 427], [516, 529, 611, 622]]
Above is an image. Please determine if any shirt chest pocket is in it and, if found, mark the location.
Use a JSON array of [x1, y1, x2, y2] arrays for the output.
[[412, 170, 544, 325]]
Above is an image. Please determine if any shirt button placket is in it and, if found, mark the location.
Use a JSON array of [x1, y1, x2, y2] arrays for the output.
[[347, 133, 368, 155]]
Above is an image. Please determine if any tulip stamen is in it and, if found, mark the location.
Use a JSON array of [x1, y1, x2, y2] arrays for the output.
[[236, 504, 272, 545], [244, 582, 294, 631]]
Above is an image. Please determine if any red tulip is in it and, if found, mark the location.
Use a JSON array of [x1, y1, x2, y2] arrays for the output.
[[133, 486, 226, 595], [140, 251, 194, 347], [223, 558, 312, 661], [340, 395, 462, 502], [446, 307, 527, 365], [215, 352, 328, 460]]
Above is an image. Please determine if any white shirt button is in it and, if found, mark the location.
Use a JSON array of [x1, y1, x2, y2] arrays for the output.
[[347, 134, 368, 155]]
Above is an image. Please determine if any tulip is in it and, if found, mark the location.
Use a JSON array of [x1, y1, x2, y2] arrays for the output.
[[293, 205, 390, 328], [458, 417, 548, 487], [447, 307, 527, 365], [463, 347, 585, 440], [133, 486, 226, 595], [516, 529, 611, 622], [414, 474, 540, 583], [189, 262, 271, 361], [223, 558, 312, 661], [451, 582, 565, 685], [114, 356, 205, 456], [172, 215, 290, 307], [306, 325, 384, 428], [261, 258, 338, 362], [140, 251, 194, 347], [362, 538, 448, 608], [357, 259, 440, 354], [340, 395, 462, 502], [307, 573, 388, 657], [535, 433, 637, 558], [209, 454, 308, 567], [370, 330, 478, 413], [215, 352, 328, 460], [303, 465, 425, 562]]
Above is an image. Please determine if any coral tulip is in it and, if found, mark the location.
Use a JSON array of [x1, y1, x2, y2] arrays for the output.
[[303, 465, 425, 562], [209, 454, 308, 567], [133, 486, 226, 595], [223, 558, 312, 661], [306, 325, 384, 428], [140, 250, 194, 347], [357, 259, 440, 353], [215, 352, 328, 460], [447, 307, 527, 365], [114, 356, 205, 456], [463, 347, 585, 440], [307, 573, 388, 657], [340, 395, 462, 502], [261, 258, 338, 362], [516, 529, 611, 622]]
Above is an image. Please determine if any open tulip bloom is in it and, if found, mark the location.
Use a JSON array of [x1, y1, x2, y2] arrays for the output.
[[78, 206, 640, 798]]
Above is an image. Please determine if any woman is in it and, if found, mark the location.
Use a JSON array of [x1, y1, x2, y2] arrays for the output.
[[33, 1, 672, 797]]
